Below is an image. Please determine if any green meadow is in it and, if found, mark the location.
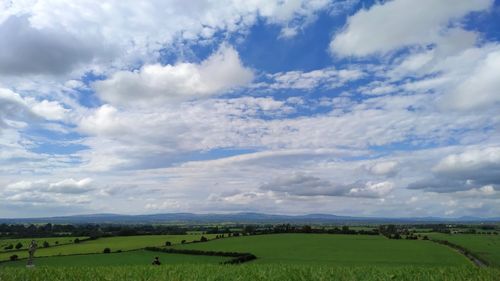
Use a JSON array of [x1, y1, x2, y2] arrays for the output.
[[0, 237, 87, 252], [426, 233, 500, 267], [175, 234, 470, 266], [2, 233, 499, 281], [0, 234, 216, 262], [2, 250, 227, 267]]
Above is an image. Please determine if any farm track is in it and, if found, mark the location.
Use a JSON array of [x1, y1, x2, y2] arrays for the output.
[[430, 239, 488, 267]]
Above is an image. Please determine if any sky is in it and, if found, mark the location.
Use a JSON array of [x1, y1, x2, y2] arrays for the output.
[[0, 0, 499, 218]]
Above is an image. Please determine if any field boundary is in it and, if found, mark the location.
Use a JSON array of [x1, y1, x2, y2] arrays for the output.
[[429, 239, 488, 267], [145, 247, 257, 264]]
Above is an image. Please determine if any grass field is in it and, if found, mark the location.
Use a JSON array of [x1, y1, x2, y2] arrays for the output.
[[174, 234, 471, 266], [0, 237, 86, 252], [0, 234, 217, 262], [0, 250, 227, 267], [426, 233, 500, 267], [0, 264, 498, 281]]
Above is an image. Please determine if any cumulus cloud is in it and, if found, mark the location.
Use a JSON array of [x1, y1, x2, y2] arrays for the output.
[[95, 45, 253, 107], [0, 16, 104, 75], [408, 147, 500, 193], [330, 0, 492, 56], [260, 173, 394, 198], [0, 0, 331, 76], [367, 161, 399, 176], [6, 178, 94, 194], [0, 88, 67, 129], [444, 49, 500, 110]]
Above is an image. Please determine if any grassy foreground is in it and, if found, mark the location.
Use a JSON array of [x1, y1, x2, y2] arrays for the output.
[[0, 265, 498, 281]]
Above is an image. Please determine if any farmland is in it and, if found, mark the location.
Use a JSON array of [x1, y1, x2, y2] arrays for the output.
[[1, 250, 227, 267], [0, 225, 499, 281], [426, 233, 500, 267], [0, 234, 216, 262], [0, 237, 87, 252], [174, 233, 470, 266]]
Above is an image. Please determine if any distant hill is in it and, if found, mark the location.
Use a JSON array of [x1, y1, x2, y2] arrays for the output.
[[1, 212, 499, 224]]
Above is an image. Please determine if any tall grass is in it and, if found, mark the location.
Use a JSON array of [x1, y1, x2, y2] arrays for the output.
[[0, 265, 498, 281]]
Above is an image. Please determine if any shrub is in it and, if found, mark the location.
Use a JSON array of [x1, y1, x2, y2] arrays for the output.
[[103, 248, 111, 254], [15, 242, 22, 250], [181, 240, 186, 244], [200, 236, 208, 242], [165, 241, 172, 246], [9, 255, 18, 261], [74, 238, 80, 243], [4, 244, 13, 250], [43, 241, 50, 248]]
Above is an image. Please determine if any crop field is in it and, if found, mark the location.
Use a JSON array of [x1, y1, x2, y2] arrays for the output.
[[0, 234, 217, 262], [0, 264, 498, 281], [1, 250, 227, 267], [0, 237, 87, 252], [175, 234, 470, 266], [426, 233, 500, 267]]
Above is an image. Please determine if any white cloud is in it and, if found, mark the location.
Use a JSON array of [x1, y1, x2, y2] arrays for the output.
[[260, 173, 394, 198], [368, 161, 399, 176], [95, 44, 253, 107], [0, 0, 331, 77], [47, 178, 93, 194], [433, 147, 500, 184], [347, 181, 394, 198], [445, 49, 500, 110], [262, 67, 364, 90], [408, 146, 500, 193], [30, 99, 68, 121], [330, 0, 492, 56], [0, 88, 68, 126], [5, 178, 94, 194]]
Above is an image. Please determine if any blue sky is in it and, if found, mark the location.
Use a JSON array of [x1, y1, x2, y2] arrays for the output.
[[0, 0, 499, 218]]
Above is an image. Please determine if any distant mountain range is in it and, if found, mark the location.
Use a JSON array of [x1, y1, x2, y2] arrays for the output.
[[1, 212, 499, 224]]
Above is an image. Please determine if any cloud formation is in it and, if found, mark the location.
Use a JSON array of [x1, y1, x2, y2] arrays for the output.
[[95, 45, 253, 107], [260, 173, 394, 198], [330, 0, 492, 56]]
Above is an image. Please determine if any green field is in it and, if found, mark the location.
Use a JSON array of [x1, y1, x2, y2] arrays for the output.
[[426, 233, 500, 267], [0, 264, 498, 281], [175, 234, 470, 266], [1, 250, 227, 267], [0, 237, 87, 252], [0, 234, 216, 262]]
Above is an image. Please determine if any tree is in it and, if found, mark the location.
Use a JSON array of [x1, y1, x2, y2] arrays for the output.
[[302, 225, 312, 233], [43, 241, 50, 248], [181, 240, 186, 244], [244, 225, 256, 234], [9, 255, 18, 261], [200, 236, 208, 242], [74, 238, 80, 243], [4, 244, 13, 250], [15, 242, 23, 250], [165, 241, 171, 246], [103, 247, 111, 253]]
